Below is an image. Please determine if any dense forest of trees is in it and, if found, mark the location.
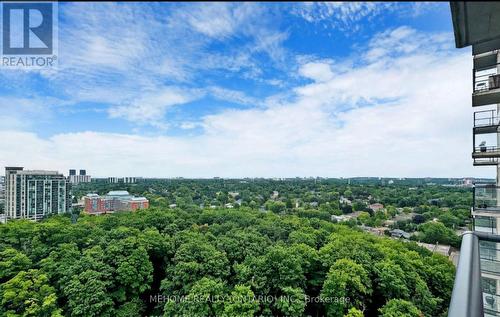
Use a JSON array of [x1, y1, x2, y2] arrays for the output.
[[71, 179, 472, 213], [69, 178, 472, 248], [0, 207, 455, 316]]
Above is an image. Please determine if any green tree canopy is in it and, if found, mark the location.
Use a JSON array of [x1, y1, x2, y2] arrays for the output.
[[1, 269, 62, 317], [379, 299, 422, 317], [321, 259, 372, 317]]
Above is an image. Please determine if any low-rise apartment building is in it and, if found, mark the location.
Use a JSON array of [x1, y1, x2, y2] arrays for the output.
[[84, 190, 149, 214]]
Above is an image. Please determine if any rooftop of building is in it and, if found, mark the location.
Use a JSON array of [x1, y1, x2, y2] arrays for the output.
[[129, 197, 148, 201], [5, 167, 64, 176], [20, 170, 60, 174], [107, 190, 131, 196]]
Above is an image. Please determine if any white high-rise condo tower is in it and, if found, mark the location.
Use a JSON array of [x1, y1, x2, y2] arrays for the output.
[[4, 167, 70, 221]]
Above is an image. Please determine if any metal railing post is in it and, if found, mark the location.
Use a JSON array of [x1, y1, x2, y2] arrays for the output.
[[473, 185, 476, 210], [474, 68, 476, 91]]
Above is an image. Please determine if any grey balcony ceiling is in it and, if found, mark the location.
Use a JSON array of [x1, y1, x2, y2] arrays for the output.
[[451, 2, 500, 49]]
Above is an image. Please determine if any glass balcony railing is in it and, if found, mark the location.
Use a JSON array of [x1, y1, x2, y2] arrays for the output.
[[475, 64, 500, 93], [475, 110, 500, 128], [473, 146, 500, 158], [481, 256, 500, 275], [474, 185, 500, 212], [474, 158, 500, 166], [476, 216, 498, 234]]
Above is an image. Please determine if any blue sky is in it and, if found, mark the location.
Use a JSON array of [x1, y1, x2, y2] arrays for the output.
[[0, 2, 480, 178]]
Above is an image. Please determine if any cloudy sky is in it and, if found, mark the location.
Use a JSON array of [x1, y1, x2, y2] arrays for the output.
[[0, 2, 482, 178]]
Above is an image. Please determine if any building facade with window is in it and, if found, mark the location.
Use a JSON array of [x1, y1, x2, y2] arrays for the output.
[[449, 3, 500, 317], [68, 169, 91, 184], [4, 167, 70, 221], [83, 190, 149, 215]]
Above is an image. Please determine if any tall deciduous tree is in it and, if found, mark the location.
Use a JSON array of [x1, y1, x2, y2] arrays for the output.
[[321, 259, 372, 317], [1, 269, 62, 317], [223, 285, 259, 317], [378, 299, 422, 317], [0, 248, 32, 282]]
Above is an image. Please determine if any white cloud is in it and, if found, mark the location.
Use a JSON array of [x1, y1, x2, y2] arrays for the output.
[[298, 60, 335, 82], [208, 86, 263, 107], [0, 2, 291, 130], [364, 26, 452, 62], [108, 88, 200, 128], [0, 27, 479, 178], [181, 3, 239, 39], [291, 2, 445, 33], [180, 122, 199, 130], [292, 2, 393, 30], [0, 96, 68, 130]]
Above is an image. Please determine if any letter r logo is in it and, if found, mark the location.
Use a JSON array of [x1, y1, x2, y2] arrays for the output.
[[2, 2, 53, 55]]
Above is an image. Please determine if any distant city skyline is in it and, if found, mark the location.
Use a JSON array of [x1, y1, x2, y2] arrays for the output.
[[0, 3, 484, 178], [0, 166, 492, 180]]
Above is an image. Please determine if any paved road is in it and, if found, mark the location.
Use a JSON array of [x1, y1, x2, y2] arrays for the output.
[[450, 251, 460, 267]]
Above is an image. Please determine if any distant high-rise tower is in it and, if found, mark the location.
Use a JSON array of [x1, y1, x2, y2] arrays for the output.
[[5, 167, 70, 221], [68, 169, 91, 184]]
